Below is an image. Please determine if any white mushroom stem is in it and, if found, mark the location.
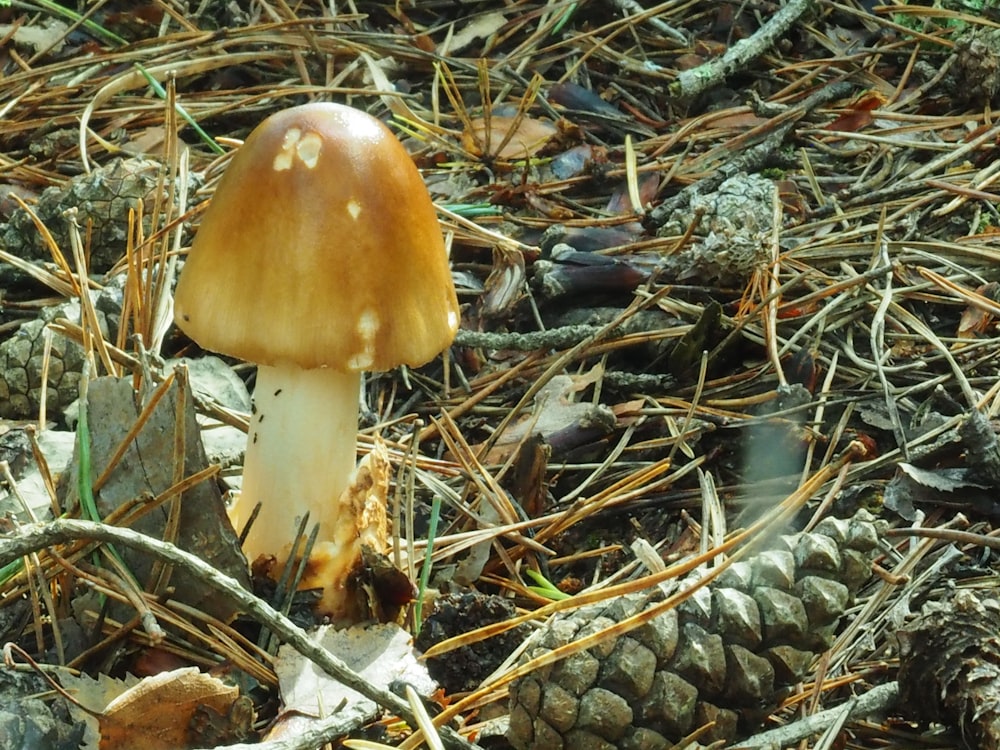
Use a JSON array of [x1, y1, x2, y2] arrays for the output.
[[235, 363, 360, 566]]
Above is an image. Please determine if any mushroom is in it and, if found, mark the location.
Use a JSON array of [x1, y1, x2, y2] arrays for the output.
[[173, 103, 459, 616]]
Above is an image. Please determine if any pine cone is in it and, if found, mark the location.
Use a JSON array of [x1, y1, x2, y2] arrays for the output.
[[1, 157, 165, 273], [0, 312, 86, 419], [507, 513, 884, 749], [0, 293, 122, 421], [897, 590, 1000, 749]]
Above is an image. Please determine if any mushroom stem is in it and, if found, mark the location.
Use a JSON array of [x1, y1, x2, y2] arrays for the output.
[[235, 363, 360, 565]]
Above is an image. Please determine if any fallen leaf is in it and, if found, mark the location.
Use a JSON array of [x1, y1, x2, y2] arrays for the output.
[[61, 667, 246, 750], [473, 366, 617, 463], [898, 463, 989, 493], [463, 115, 558, 159], [438, 11, 507, 54], [0, 20, 70, 53], [267, 623, 435, 740], [957, 282, 1000, 338], [704, 111, 770, 131], [824, 91, 886, 132], [100, 668, 240, 750]]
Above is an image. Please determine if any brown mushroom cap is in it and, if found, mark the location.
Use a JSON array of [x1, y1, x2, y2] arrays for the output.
[[174, 103, 459, 371]]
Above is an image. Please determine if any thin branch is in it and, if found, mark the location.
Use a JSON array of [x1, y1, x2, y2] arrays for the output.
[[0, 519, 481, 750], [669, 0, 816, 100]]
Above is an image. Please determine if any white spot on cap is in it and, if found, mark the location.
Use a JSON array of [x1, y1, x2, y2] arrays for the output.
[[347, 309, 380, 369], [447, 309, 459, 331], [273, 128, 323, 170], [273, 127, 301, 171], [347, 199, 362, 220], [296, 132, 322, 168]]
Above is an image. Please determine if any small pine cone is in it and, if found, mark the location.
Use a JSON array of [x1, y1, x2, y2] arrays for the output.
[[0, 313, 86, 420], [897, 590, 1000, 749], [1, 157, 166, 273], [0, 287, 122, 421], [507, 512, 884, 749], [952, 26, 1000, 104]]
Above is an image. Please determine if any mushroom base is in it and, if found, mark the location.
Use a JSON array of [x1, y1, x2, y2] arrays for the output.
[[233, 364, 360, 570], [302, 440, 390, 621]]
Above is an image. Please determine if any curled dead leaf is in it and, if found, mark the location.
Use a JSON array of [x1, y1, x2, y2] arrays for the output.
[[463, 115, 558, 159]]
